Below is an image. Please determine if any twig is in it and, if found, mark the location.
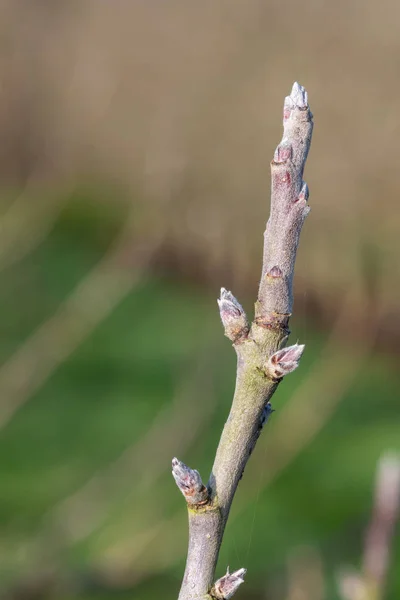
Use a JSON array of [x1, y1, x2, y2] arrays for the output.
[[113, 290, 378, 585], [173, 83, 314, 599], [231, 286, 380, 517]]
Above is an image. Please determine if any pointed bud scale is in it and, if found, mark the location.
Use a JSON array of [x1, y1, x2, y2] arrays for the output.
[[273, 141, 292, 164], [217, 288, 249, 343], [212, 567, 247, 599], [283, 82, 309, 121], [267, 266, 283, 278], [172, 458, 209, 506], [290, 82, 308, 108], [297, 182, 309, 203], [218, 288, 243, 318], [266, 343, 305, 380]]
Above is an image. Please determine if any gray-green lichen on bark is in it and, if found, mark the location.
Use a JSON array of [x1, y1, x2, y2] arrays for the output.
[[173, 82, 314, 600]]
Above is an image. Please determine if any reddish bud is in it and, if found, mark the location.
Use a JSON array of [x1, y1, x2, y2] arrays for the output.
[[172, 458, 209, 506], [217, 288, 249, 343], [267, 266, 283, 278], [212, 567, 246, 599], [266, 343, 305, 380]]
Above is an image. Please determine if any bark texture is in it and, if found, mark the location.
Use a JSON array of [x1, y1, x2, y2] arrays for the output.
[[173, 82, 314, 600]]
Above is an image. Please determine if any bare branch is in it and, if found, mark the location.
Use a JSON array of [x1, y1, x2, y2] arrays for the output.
[[175, 82, 314, 600], [256, 81, 313, 329]]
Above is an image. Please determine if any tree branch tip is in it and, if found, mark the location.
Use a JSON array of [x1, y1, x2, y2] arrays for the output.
[[217, 287, 249, 343], [283, 82, 311, 121], [211, 567, 247, 599], [265, 343, 305, 380], [177, 78, 314, 599], [290, 81, 308, 108], [172, 457, 209, 506]]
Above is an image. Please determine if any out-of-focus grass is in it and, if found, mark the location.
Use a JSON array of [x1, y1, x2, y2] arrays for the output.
[[0, 195, 399, 599]]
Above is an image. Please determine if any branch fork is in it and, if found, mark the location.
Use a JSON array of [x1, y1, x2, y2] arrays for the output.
[[173, 82, 314, 599]]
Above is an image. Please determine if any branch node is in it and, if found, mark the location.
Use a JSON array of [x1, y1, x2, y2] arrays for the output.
[[254, 310, 291, 333], [265, 343, 305, 380], [211, 567, 247, 600], [172, 458, 209, 506], [217, 288, 249, 343]]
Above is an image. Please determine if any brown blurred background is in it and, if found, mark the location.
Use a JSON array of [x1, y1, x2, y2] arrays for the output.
[[0, 1, 399, 599]]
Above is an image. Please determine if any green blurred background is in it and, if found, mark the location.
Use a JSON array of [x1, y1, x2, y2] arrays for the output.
[[0, 1, 399, 599]]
